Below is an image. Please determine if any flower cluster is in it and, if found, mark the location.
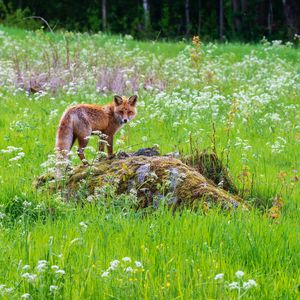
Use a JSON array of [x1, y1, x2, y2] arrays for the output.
[[0, 284, 14, 297], [101, 257, 144, 279], [214, 270, 257, 299], [19, 259, 66, 298], [0, 146, 25, 163]]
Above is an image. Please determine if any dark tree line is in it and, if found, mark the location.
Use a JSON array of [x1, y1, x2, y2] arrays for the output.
[[0, 0, 299, 41]]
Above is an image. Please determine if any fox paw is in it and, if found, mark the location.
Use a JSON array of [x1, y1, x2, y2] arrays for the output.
[[82, 159, 90, 166]]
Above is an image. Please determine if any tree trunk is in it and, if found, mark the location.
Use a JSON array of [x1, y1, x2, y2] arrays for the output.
[[267, 0, 273, 36], [240, 0, 247, 13], [232, 0, 241, 33], [185, 0, 191, 36], [102, 0, 107, 31], [240, 0, 247, 33], [143, 0, 150, 30], [282, 0, 299, 36], [219, 0, 224, 41], [197, 0, 202, 36]]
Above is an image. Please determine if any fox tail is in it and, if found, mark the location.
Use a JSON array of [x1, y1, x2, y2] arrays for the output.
[[55, 112, 74, 160]]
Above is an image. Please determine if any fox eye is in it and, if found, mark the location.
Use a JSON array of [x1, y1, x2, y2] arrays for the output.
[[119, 111, 124, 114]]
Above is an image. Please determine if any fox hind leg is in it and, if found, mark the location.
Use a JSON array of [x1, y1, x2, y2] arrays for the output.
[[55, 125, 76, 177], [77, 136, 90, 164]]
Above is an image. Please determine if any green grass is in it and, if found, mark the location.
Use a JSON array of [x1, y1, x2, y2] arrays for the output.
[[0, 26, 299, 299], [0, 208, 299, 299]]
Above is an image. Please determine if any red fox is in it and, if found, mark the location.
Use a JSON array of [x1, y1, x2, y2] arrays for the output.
[[55, 95, 137, 164]]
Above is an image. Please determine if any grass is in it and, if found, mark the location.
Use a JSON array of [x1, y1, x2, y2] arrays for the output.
[[0, 208, 298, 299], [0, 26, 299, 299]]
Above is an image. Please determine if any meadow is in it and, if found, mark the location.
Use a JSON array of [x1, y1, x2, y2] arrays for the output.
[[0, 26, 299, 299]]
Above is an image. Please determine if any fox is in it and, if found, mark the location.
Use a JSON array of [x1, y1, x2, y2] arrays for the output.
[[55, 95, 137, 164]]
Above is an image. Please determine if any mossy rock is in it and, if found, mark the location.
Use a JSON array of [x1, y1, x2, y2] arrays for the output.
[[35, 149, 247, 211]]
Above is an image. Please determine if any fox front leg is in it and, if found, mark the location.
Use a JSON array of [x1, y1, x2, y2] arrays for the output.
[[97, 139, 107, 160], [106, 135, 114, 159]]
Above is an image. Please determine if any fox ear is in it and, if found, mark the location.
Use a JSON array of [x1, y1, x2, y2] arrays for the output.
[[114, 95, 123, 106], [128, 95, 138, 106]]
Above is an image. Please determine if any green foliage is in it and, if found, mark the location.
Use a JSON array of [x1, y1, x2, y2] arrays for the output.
[[0, 0, 299, 41], [0, 1, 39, 30], [86, 7, 101, 32]]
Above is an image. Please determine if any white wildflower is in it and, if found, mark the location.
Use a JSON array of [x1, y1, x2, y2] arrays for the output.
[[0, 284, 13, 295], [235, 270, 245, 278], [228, 281, 239, 290], [70, 238, 81, 245], [5, 287, 13, 294], [101, 271, 109, 277], [22, 201, 32, 208], [116, 139, 124, 146], [135, 261, 143, 268], [22, 265, 30, 270], [55, 269, 65, 275], [125, 267, 133, 273], [51, 265, 59, 271], [122, 257, 131, 262], [86, 195, 95, 203], [35, 260, 47, 268], [50, 285, 59, 292], [36, 260, 47, 272], [21, 293, 31, 299], [272, 40, 283, 47], [124, 34, 133, 40], [243, 279, 257, 289], [9, 152, 25, 161], [109, 260, 120, 270], [129, 121, 137, 128], [269, 113, 281, 122], [214, 273, 224, 280], [79, 221, 88, 230], [21, 273, 37, 282], [0, 146, 22, 154]]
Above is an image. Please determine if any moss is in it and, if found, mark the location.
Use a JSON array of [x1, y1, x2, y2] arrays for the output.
[[35, 152, 248, 211]]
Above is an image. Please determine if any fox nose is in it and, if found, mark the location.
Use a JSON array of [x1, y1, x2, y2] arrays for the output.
[[123, 119, 128, 123]]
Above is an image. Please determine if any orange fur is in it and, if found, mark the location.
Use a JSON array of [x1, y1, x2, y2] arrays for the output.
[[55, 95, 137, 164]]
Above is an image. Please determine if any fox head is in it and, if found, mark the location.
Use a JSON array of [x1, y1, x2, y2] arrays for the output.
[[113, 95, 137, 124]]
